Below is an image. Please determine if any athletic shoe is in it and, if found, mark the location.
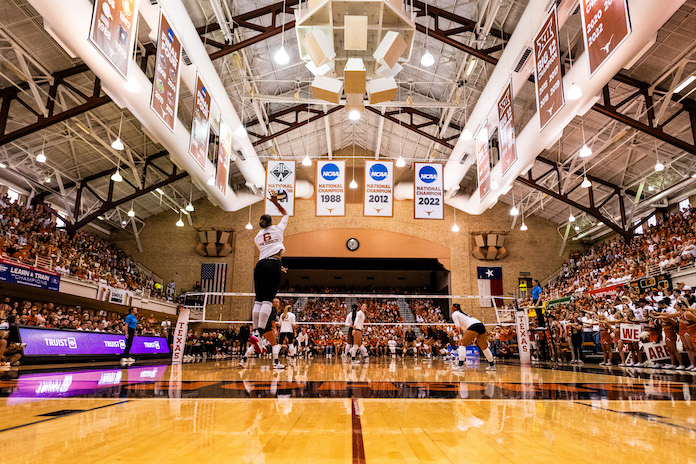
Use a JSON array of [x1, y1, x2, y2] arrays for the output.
[[632, 362, 643, 367], [120, 358, 128, 363], [485, 364, 497, 371], [0, 361, 10, 369], [577, 360, 584, 365], [686, 365, 696, 371], [618, 362, 626, 367], [352, 358, 361, 364], [239, 359, 247, 368], [250, 336, 263, 354], [363, 357, 369, 364], [272, 362, 285, 370], [127, 357, 135, 362], [599, 362, 606, 366], [606, 362, 612, 366], [458, 361, 465, 368], [663, 364, 676, 369], [676, 365, 686, 370]]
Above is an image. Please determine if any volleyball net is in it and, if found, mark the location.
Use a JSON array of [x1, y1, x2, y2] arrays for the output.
[[180, 291, 520, 328]]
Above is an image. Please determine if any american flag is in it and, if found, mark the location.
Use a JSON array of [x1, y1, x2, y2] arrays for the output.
[[201, 263, 227, 304]]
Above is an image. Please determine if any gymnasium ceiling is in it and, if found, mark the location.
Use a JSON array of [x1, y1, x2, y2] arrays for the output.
[[0, 0, 695, 241]]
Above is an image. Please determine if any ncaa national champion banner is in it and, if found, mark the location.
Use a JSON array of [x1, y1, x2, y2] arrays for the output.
[[413, 163, 443, 219], [364, 160, 394, 217], [266, 160, 296, 216], [475, 124, 491, 199], [151, 12, 181, 132], [316, 160, 345, 216], [216, 118, 232, 197], [497, 81, 517, 175], [189, 76, 211, 168], [88, 0, 140, 79]]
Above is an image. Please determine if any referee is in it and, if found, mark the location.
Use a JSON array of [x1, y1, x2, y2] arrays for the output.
[[121, 307, 138, 364]]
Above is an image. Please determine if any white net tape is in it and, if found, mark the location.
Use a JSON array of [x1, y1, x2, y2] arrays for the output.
[[182, 292, 520, 327]]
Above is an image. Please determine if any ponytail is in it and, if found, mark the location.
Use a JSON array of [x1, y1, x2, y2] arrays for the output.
[[282, 305, 291, 320], [351, 304, 358, 323]]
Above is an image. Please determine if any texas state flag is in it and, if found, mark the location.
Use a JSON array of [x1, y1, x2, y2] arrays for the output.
[[477, 267, 503, 308]]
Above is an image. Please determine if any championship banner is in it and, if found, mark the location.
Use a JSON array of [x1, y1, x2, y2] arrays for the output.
[[216, 118, 232, 197], [643, 342, 671, 362], [533, 6, 565, 130], [88, 0, 139, 78], [265, 160, 296, 216], [0, 259, 60, 291], [580, 0, 632, 76], [475, 124, 491, 199], [97, 284, 133, 306], [316, 160, 345, 216], [414, 163, 443, 219], [515, 309, 531, 365], [172, 306, 190, 364], [189, 76, 211, 168], [619, 323, 641, 342], [151, 12, 182, 131], [364, 160, 394, 217], [497, 81, 517, 175]]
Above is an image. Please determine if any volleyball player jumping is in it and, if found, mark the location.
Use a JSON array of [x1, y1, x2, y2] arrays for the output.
[[451, 303, 496, 371], [250, 192, 288, 369]]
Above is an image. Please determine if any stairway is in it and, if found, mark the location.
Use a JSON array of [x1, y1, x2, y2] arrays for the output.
[[396, 298, 421, 336]]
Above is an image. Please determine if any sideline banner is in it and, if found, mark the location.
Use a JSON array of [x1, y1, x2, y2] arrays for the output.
[[414, 163, 443, 219], [364, 160, 394, 217], [97, 284, 133, 306], [475, 124, 491, 199], [266, 160, 296, 216], [189, 76, 211, 168], [580, 0, 632, 76], [216, 118, 232, 197], [316, 160, 345, 216], [515, 309, 531, 365], [497, 81, 517, 175], [151, 12, 181, 131], [643, 342, 670, 362], [0, 259, 60, 291], [88, 0, 140, 78], [533, 6, 564, 130], [172, 306, 190, 364]]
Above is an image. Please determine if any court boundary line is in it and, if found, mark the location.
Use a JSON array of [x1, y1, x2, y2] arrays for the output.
[[574, 401, 696, 432], [351, 398, 366, 464], [0, 400, 129, 434]]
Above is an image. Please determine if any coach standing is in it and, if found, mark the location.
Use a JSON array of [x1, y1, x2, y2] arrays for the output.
[[122, 308, 138, 363]]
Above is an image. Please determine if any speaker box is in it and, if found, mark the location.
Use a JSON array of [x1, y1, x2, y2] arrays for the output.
[[367, 77, 397, 104], [496, 247, 509, 260], [487, 234, 498, 247], [312, 75, 344, 104], [472, 247, 485, 260], [303, 29, 335, 67], [474, 234, 486, 248], [344, 15, 368, 50], [345, 93, 364, 112], [373, 31, 406, 68], [344, 58, 366, 94], [485, 247, 498, 260]]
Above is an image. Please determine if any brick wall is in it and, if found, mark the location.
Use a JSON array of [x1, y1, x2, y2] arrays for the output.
[[111, 196, 577, 322]]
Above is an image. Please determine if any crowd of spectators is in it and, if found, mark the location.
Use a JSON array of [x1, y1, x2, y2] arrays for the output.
[[0, 194, 165, 298], [411, 299, 447, 323], [547, 207, 696, 297]]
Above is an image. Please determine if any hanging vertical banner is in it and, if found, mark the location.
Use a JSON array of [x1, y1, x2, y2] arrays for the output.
[[413, 163, 443, 220], [266, 160, 296, 216], [316, 160, 346, 216], [189, 76, 211, 168], [497, 81, 517, 175], [151, 12, 182, 132], [364, 160, 394, 217], [515, 309, 531, 365], [216, 119, 232, 197], [533, 6, 565, 131], [88, 0, 139, 79], [580, 0, 632, 76], [476, 124, 491, 199]]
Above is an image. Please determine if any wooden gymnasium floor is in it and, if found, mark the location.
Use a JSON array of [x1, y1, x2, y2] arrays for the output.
[[1, 357, 695, 463]]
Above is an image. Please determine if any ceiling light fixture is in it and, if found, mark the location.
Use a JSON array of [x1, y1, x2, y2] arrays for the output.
[[520, 209, 528, 231], [421, 50, 434, 67], [348, 109, 361, 121], [466, 59, 477, 76], [674, 75, 696, 93], [510, 192, 519, 216], [581, 176, 592, 188], [565, 32, 582, 100], [176, 212, 184, 227], [396, 156, 406, 167], [111, 165, 123, 182], [574, 225, 580, 231], [654, 141, 664, 172], [451, 206, 459, 232], [246, 205, 253, 230], [0, 162, 6, 169], [579, 120, 591, 158], [302, 155, 312, 166], [111, 113, 125, 150], [274, 0, 291, 65], [569, 208, 576, 222], [36, 137, 47, 163]]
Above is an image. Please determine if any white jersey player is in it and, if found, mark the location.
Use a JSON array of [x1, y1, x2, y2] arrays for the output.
[[451, 303, 496, 370], [345, 303, 368, 363]]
